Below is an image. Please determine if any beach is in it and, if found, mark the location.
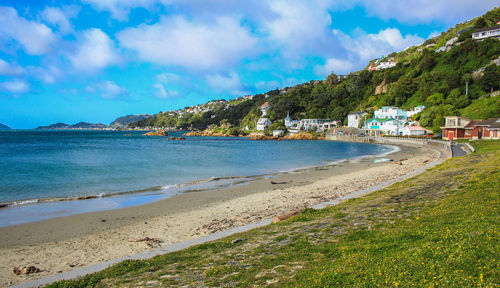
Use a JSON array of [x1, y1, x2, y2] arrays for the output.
[[0, 142, 444, 287]]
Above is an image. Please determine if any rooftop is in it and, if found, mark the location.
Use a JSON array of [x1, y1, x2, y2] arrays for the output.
[[473, 24, 500, 33]]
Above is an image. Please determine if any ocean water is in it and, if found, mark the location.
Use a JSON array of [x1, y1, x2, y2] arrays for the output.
[[0, 130, 394, 226]]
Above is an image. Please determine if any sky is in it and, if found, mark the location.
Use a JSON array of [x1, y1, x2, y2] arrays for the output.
[[0, 0, 497, 128]]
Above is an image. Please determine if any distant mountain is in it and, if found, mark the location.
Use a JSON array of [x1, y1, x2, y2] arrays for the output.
[[36, 122, 108, 130], [0, 123, 11, 130], [36, 123, 70, 129], [109, 114, 152, 129]]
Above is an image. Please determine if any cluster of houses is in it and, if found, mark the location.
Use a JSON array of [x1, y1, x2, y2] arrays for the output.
[[256, 102, 339, 134], [441, 116, 500, 140], [348, 106, 427, 136], [369, 56, 397, 71]]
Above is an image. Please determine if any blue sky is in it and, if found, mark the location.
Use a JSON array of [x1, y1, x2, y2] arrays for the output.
[[0, 0, 497, 128]]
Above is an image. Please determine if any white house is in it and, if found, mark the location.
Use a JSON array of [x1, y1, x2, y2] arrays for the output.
[[348, 112, 367, 128], [273, 130, 285, 137], [321, 121, 340, 132], [472, 25, 500, 40], [284, 112, 298, 128], [402, 125, 427, 136], [256, 118, 272, 131], [406, 105, 425, 118], [260, 102, 270, 116], [298, 119, 331, 131], [374, 106, 406, 120]]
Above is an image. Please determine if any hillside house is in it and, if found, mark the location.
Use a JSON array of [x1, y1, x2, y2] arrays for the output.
[[347, 111, 367, 128], [261, 102, 269, 116], [256, 118, 272, 131], [472, 25, 500, 40], [406, 105, 426, 118]]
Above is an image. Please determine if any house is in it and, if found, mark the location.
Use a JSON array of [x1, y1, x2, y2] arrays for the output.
[[363, 118, 401, 136], [256, 118, 272, 131], [284, 112, 298, 128], [375, 106, 407, 120], [321, 121, 339, 132], [441, 116, 472, 140], [273, 130, 285, 137], [347, 112, 367, 128], [260, 102, 269, 116], [406, 105, 425, 118], [472, 25, 500, 40], [298, 119, 331, 131], [402, 125, 427, 136], [472, 118, 500, 139], [486, 118, 500, 139], [441, 116, 500, 140], [371, 61, 397, 70]]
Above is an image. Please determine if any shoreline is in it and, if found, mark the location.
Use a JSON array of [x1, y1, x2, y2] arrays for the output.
[[0, 142, 443, 287], [0, 142, 398, 227]]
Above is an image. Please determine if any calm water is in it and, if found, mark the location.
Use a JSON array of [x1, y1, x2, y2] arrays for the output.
[[0, 130, 394, 225]]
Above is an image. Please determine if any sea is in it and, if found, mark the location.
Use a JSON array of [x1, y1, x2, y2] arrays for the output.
[[0, 130, 395, 227]]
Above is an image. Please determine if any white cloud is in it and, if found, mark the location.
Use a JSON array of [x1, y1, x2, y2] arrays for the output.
[[28, 65, 62, 84], [0, 7, 56, 55], [85, 81, 128, 99], [206, 72, 249, 96], [0, 79, 29, 94], [0, 59, 24, 76], [82, 0, 168, 21], [155, 72, 180, 84], [118, 15, 258, 70], [260, 0, 340, 59], [69, 28, 120, 72], [314, 58, 356, 76], [339, 28, 424, 62], [152, 83, 179, 99], [356, 0, 498, 24], [315, 27, 424, 76], [41, 6, 77, 34]]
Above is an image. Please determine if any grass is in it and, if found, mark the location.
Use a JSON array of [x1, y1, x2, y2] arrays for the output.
[[47, 141, 499, 287]]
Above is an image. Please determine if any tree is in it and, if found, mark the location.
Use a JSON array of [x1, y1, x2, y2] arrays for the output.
[[325, 73, 339, 88]]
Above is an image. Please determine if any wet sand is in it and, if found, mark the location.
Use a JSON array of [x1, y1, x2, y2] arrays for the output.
[[0, 143, 443, 287]]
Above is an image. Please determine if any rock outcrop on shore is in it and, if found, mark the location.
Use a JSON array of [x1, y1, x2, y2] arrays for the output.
[[283, 132, 324, 140], [142, 130, 168, 136], [183, 130, 233, 137]]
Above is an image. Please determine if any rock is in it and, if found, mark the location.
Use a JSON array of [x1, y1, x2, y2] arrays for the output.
[[375, 78, 387, 95], [169, 136, 176, 140], [271, 209, 305, 223], [282, 132, 323, 140], [142, 130, 168, 136], [13, 266, 42, 275], [177, 137, 186, 140], [231, 239, 244, 244]]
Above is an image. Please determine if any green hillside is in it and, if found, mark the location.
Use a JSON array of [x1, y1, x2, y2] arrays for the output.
[[130, 8, 500, 133]]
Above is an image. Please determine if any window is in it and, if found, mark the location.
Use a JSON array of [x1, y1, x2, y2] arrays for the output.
[[465, 130, 471, 136]]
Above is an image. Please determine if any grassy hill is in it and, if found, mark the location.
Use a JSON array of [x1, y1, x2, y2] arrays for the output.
[[130, 8, 499, 134], [47, 141, 499, 287]]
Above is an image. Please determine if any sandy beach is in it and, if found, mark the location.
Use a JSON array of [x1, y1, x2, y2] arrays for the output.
[[0, 142, 444, 287]]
